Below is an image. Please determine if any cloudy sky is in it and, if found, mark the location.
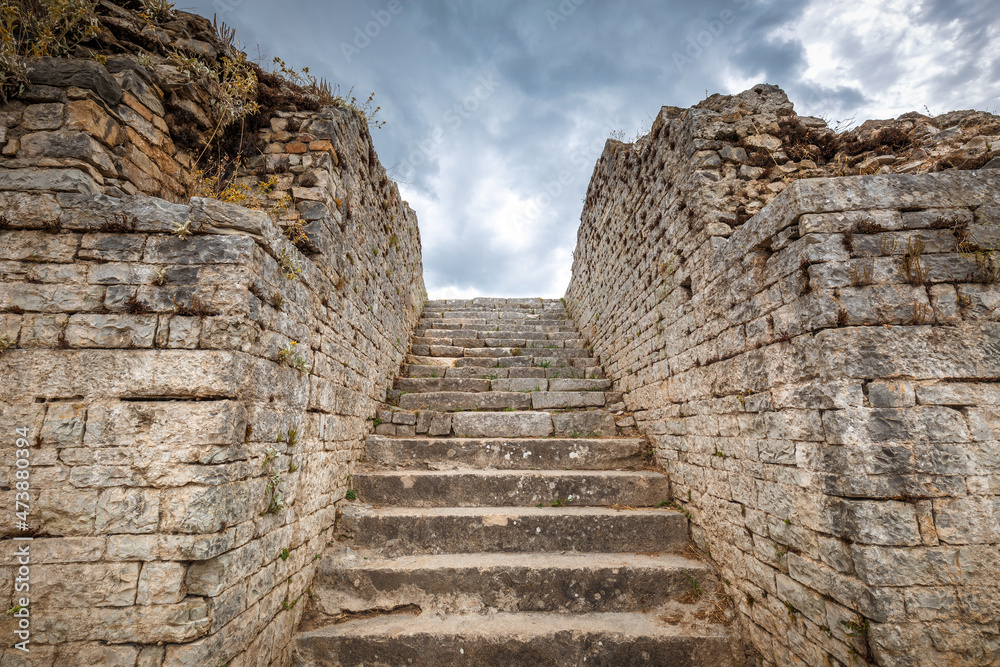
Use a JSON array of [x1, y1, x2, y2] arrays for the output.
[[181, 0, 1000, 299]]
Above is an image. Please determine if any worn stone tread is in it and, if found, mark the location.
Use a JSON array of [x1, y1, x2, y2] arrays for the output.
[[363, 436, 649, 470], [295, 611, 734, 667], [338, 505, 689, 554], [352, 470, 670, 507], [398, 390, 532, 411], [312, 551, 716, 614]]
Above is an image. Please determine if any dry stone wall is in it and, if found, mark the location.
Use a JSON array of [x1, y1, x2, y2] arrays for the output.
[[0, 81, 424, 667], [566, 86, 1000, 667]]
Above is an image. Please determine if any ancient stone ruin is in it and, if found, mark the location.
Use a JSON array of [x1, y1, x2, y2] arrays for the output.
[[0, 3, 998, 666]]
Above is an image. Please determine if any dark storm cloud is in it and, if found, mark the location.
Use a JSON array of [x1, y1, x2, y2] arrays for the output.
[[180, 0, 1000, 297]]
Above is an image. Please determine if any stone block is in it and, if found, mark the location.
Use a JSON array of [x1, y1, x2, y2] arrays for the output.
[[451, 411, 551, 438], [0, 230, 78, 262], [552, 411, 616, 437], [19, 130, 116, 176], [95, 488, 160, 533], [160, 480, 265, 534], [33, 562, 139, 607], [35, 488, 99, 535], [64, 313, 157, 348], [186, 539, 262, 597], [26, 58, 123, 105], [0, 167, 100, 195], [867, 381, 915, 408]]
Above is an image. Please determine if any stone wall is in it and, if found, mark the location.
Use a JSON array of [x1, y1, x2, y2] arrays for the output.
[[565, 87, 1000, 666], [0, 104, 424, 667]]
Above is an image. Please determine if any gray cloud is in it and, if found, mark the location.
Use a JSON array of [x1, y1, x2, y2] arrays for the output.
[[181, 0, 1000, 297]]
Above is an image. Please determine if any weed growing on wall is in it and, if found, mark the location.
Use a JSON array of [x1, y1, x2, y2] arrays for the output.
[[0, 0, 101, 101]]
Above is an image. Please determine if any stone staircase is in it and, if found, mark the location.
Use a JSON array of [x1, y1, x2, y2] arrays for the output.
[[294, 298, 737, 666]]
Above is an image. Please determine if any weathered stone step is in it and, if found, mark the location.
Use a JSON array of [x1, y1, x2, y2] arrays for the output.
[[395, 377, 611, 393], [450, 356, 595, 369], [402, 365, 605, 380], [417, 329, 580, 339], [422, 346, 588, 359], [397, 390, 609, 411], [448, 410, 617, 438], [364, 436, 648, 470], [395, 378, 492, 393], [338, 506, 689, 554], [312, 551, 716, 616], [418, 325, 578, 335], [351, 470, 669, 507], [414, 336, 586, 349], [294, 610, 734, 667], [398, 390, 532, 411], [419, 319, 572, 328]]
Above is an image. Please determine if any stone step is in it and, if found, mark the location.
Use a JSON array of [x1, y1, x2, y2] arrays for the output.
[[447, 410, 617, 438], [450, 356, 595, 369], [417, 330, 580, 340], [422, 346, 587, 359], [395, 378, 492, 393], [351, 470, 669, 507], [396, 377, 611, 393], [363, 436, 649, 470], [398, 391, 532, 411], [402, 365, 605, 380], [311, 551, 716, 616], [418, 325, 578, 336], [294, 610, 734, 667], [338, 506, 689, 554], [397, 390, 609, 411], [408, 355, 595, 370], [414, 337, 587, 349]]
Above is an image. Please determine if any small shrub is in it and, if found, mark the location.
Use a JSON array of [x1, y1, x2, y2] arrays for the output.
[[277, 341, 310, 373], [0, 0, 101, 102], [0, 333, 15, 355], [139, 0, 174, 23], [171, 295, 217, 317], [122, 295, 150, 314], [193, 172, 290, 216], [901, 236, 928, 286], [345, 489, 357, 501], [849, 263, 874, 286], [279, 247, 303, 280]]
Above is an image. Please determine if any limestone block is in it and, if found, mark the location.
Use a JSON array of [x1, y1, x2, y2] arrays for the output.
[[33, 562, 139, 607], [137, 561, 187, 605], [95, 488, 160, 533], [19, 130, 116, 176], [0, 230, 78, 262], [39, 402, 86, 447], [185, 539, 264, 597], [64, 313, 157, 348], [26, 58, 123, 105], [36, 488, 98, 535], [0, 167, 100, 195], [33, 598, 209, 643], [160, 480, 265, 534], [21, 103, 64, 130]]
